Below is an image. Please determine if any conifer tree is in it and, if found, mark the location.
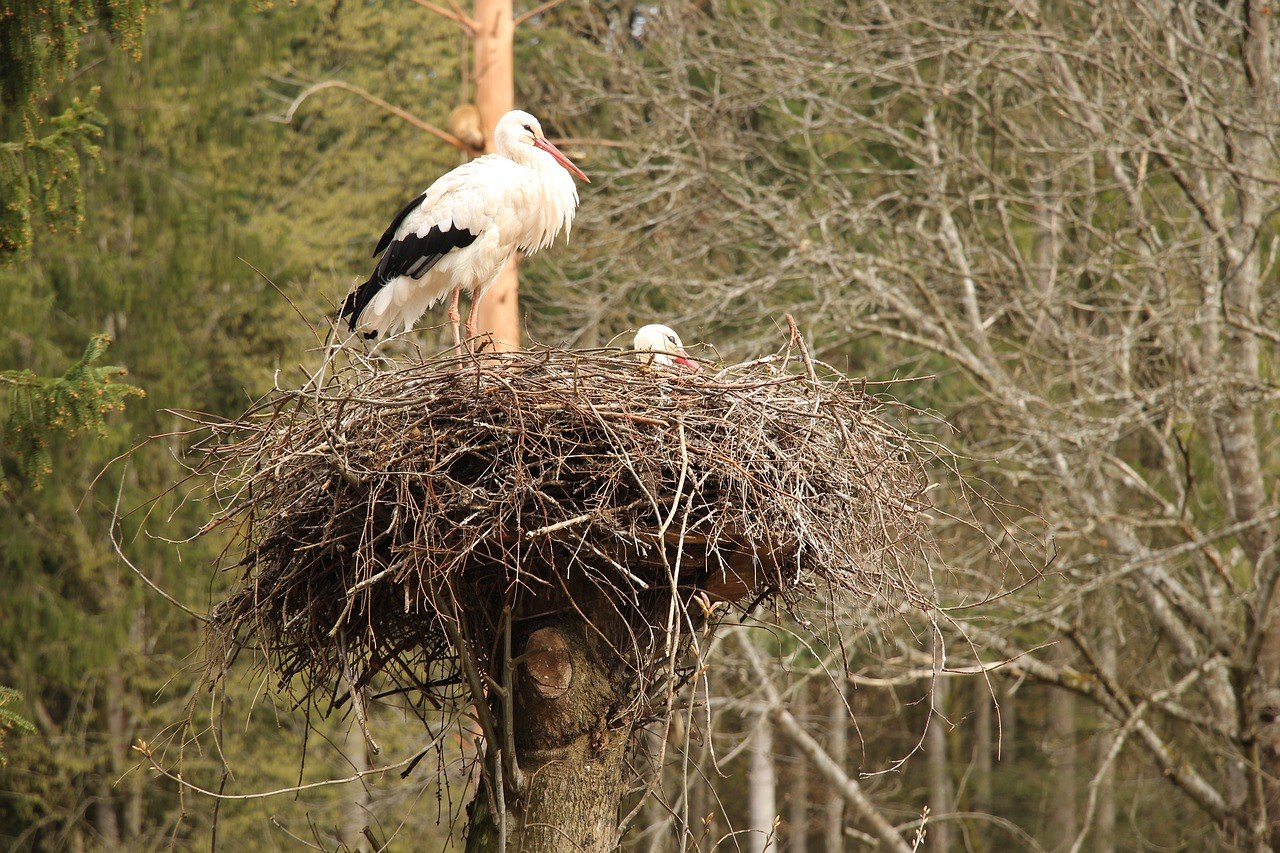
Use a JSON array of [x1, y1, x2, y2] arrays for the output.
[[0, 1, 145, 487], [0, 0, 145, 256], [0, 687, 33, 764]]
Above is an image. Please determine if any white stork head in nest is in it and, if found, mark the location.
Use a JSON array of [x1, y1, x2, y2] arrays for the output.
[[633, 324, 701, 373]]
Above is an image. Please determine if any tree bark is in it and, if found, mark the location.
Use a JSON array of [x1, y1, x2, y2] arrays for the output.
[[464, 620, 637, 852], [747, 706, 778, 853], [1095, 609, 1117, 853], [925, 674, 951, 853], [472, 0, 520, 350], [824, 682, 847, 851], [1220, 3, 1280, 847], [341, 719, 371, 851], [973, 680, 993, 847], [96, 669, 125, 847], [1046, 685, 1078, 851], [788, 732, 810, 853]]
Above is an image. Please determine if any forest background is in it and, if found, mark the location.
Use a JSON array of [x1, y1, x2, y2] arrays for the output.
[[3, 1, 1280, 851]]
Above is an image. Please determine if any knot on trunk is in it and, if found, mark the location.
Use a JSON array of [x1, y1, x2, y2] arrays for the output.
[[514, 622, 627, 757], [522, 627, 572, 699]]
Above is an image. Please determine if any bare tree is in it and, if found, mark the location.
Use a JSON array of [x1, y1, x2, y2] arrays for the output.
[[539, 0, 1280, 848]]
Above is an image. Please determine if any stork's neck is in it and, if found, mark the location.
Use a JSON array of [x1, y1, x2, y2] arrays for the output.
[[513, 151, 579, 253]]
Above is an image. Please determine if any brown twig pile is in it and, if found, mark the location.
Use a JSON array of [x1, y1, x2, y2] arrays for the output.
[[198, 338, 934, 723]]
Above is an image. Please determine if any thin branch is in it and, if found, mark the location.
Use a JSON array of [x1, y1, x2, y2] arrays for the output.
[[272, 80, 468, 151], [110, 470, 209, 623], [514, 0, 570, 27], [133, 740, 423, 801], [406, 0, 477, 34]]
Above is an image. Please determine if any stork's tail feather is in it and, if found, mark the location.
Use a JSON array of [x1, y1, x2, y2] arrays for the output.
[[341, 277, 383, 338]]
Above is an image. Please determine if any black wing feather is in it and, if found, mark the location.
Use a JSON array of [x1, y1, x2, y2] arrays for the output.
[[374, 192, 427, 258], [341, 214, 479, 335]]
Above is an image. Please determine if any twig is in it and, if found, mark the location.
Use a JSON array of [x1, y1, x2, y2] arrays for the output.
[[514, 0, 570, 26], [132, 739, 418, 800], [272, 80, 467, 151], [406, 0, 477, 33], [110, 468, 208, 623]]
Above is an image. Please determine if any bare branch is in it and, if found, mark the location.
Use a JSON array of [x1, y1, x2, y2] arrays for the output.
[[514, 0, 570, 27], [406, 0, 477, 34], [271, 80, 468, 151]]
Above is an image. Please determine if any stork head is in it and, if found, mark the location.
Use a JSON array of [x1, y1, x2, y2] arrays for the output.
[[634, 324, 701, 373], [494, 110, 589, 183]]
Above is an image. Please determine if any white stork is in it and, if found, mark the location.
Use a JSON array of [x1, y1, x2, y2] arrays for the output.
[[341, 110, 588, 348], [633, 324, 701, 372]]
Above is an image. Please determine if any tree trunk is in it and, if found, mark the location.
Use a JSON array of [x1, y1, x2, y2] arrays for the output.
[[973, 679, 993, 847], [747, 706, 778, 852], [1046, 685, 1078, 851], [341, 720, 371, 851], [96, 670, 125, 847], [824, 681, 847, 851], [1095, 608, 1117, 853], [925, 674, 952, 853], [464, 620, 637, 852], [472, 0, 520, 350], [788, 733, 810, 853], [1002, 679, 1018, 766]]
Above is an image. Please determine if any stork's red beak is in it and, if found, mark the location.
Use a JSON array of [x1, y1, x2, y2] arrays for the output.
[[673, 350, 702, 373], [535, 137, 590, 183]]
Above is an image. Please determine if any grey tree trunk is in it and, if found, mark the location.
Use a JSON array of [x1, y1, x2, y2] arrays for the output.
[[642, 727, 669, 853], [824, 682, 847, 851], [747, 706, 778, 852], [788, 733, 810, 853], [1046, 685, 1078, 851], [925, 674, 952, 852], [1095, 607, 1117, 853], [96, 669, 125, 847], [1002, 680, 1018, 766], [689, 739, 712, 849], [341, 720, 371, 851], [973, 680, 994, 846]]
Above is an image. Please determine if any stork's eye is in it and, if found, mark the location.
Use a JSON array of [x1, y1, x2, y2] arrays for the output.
[[522, 124, 534, 133], [667, 335, 677, 343]]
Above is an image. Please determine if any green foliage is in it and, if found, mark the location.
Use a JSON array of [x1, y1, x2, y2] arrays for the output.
[[0, 0, 145, 108], [0, 334, 142, 488], [0, 96, 106, 256], [0, 686, 35, 766], [0, 0, 146, 259], [0, 0, 475, 847], [0, 0, 149, 495]]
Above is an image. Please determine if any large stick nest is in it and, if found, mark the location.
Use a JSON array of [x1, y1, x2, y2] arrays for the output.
[[198, 342, 935, 716]]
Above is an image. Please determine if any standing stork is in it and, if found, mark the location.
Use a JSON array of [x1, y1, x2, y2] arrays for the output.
[[341, 110, 588, 349]]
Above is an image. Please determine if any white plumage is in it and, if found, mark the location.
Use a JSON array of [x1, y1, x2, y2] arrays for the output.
[[341, 110, 587, 347], [633, 324, 701, 372]]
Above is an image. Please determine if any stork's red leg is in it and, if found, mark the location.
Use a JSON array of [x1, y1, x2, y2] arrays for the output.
[[446, 286, 462, 353]]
